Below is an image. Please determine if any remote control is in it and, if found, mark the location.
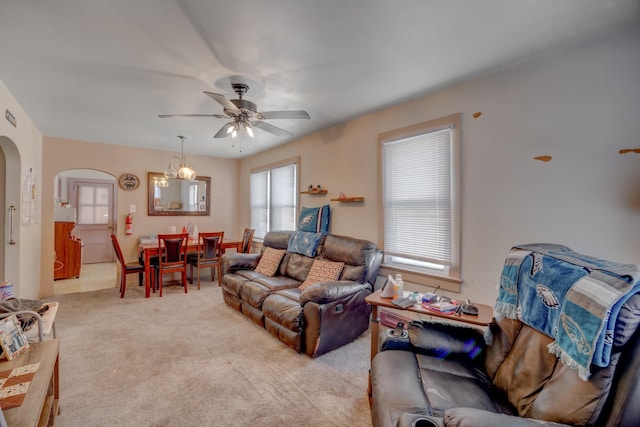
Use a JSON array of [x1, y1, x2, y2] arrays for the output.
[[391, 298, 416, 309]]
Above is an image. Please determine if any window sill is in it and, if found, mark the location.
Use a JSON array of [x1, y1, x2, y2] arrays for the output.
[[379, 264, 462, 293]]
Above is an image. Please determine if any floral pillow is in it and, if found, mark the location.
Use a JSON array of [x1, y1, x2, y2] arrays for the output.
[[299, 259, 345, 290], [254, 247, 287, 277]]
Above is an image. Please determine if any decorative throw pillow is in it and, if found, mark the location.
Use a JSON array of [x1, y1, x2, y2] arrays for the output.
[[254, 247, 286, 277], [287, 231, 324, 257], [299, 259, 345, 290], [298, 204, 330, 233]]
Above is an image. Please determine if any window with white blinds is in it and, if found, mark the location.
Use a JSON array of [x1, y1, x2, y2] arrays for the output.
[[381, 114, 460, 277], [250, 160, 298, 239]]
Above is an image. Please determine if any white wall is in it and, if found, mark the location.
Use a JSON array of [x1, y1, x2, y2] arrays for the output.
[[0, 79, 43, 299], [240, 26, 640, 305]]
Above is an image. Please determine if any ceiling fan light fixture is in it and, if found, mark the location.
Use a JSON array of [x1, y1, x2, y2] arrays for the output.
[[160, 83, 310, 143], [244, 122, 254, 138]]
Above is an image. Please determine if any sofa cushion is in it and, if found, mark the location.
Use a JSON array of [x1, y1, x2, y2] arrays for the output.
[[493, 325, 558, 416], [416, 353, 509, 417], [371, 350, 431, 427], [491, 319, 622, 425], [262, 230, 293, 250], [254, 247, 286, 277], [220, 272, 253, 296], [322, 234, 380, 284], [298, 204, 330, 233], [288, 231, 324, 257], [284, 253, 316, 282], [299, 259, 345, 290], [263, 293, 303, 332], [240, 276, 301, 309]]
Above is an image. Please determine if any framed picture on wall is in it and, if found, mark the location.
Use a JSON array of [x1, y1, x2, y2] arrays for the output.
[[0, 315, 29, 360]]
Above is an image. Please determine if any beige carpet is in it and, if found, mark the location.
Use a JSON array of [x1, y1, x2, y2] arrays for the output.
[[45, 279, 374, 427]]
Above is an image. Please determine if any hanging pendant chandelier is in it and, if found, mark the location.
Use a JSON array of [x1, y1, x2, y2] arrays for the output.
[[164, 135, 196, 181]]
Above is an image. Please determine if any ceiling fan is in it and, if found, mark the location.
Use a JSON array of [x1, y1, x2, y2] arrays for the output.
[[159, 83, 310, 139]]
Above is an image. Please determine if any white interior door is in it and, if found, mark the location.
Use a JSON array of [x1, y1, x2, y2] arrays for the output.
[[71, 179, 114, 264]]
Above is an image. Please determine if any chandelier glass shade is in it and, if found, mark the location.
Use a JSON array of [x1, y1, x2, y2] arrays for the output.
[[178, 164, 196, 181], [164, 135, 196, 181]]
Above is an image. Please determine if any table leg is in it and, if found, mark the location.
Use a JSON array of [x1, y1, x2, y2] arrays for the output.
[[368, 304, 379, 406], [370, 304, 379, 362], [145, 251, 151, 298], [54, 353, 60, 412]]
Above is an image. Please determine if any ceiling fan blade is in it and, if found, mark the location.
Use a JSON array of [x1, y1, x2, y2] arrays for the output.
[[213, 122, 234, 138], [204, 91, 240, 112], [257, 110, 310, 120], [158, 114, 221, 118], [252, 121, 293, 138]]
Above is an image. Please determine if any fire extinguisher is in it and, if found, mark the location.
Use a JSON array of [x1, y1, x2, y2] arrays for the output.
[[125, 213, 133, 235]]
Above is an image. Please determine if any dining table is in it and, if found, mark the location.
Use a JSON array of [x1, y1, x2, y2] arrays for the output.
[[138, 237, 241, 297]]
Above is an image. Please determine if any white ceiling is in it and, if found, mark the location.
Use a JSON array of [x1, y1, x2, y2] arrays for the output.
[[1, 1, 638, 159]]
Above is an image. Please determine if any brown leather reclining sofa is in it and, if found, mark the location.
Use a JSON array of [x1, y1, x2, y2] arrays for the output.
[[220, 230, 382, 357]]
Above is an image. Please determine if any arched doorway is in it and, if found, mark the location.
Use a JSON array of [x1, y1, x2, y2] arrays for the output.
[[0, 136, 21, 292], [53, 169, 118, 295]]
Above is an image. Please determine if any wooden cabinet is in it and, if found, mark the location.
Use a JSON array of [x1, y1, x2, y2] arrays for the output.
[[54, 222, 82, 280]]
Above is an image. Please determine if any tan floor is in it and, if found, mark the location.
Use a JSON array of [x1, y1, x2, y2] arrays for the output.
[[53, 262, 118, 295]]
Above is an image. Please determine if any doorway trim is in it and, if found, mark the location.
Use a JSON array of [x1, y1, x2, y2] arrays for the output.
[[0, 136, 21, 291]]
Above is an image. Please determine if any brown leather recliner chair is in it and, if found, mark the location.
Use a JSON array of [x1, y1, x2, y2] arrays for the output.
[[371, 246, 640, 427]]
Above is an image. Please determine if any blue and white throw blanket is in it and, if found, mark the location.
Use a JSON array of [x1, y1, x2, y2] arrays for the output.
[[496, 243, 640, 380]]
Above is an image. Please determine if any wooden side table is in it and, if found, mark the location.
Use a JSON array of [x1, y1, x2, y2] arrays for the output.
[[1, 339, 60, 426], [365, 290, 493, 361]]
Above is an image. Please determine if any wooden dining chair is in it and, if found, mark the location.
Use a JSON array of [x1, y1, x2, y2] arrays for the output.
[[156, 233, 189, 296], [240, 228, 255, 253], [110, 234, 146, 298], [188, 231, 224, 288]]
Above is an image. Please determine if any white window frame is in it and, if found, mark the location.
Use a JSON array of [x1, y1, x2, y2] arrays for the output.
[[379, 114, 462, 291], [250, 157, 299, 240]]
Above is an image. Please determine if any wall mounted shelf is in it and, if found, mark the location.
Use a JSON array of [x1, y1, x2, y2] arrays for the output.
[[331, 197, 364, 202], [300, 190, 328, 195]]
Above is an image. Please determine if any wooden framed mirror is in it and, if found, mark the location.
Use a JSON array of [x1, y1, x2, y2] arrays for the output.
[[147, 172, 210, 216]]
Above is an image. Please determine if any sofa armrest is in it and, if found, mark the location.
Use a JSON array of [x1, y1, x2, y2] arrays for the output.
[[408, 319, 487, 361], [444, 408, 571, 427], [221, 252, 260, 276], [299, 280, 370, 305]]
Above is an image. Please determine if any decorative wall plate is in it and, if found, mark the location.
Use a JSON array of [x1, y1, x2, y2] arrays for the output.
[[118, 173, 140, 191]]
